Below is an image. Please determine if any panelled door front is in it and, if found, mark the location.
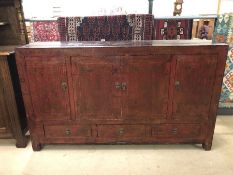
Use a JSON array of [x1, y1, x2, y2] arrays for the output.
[[172, 55, 218, 121], [72, 56, 122, 121], [122, 55, 171, 121], [25, 57, 71, 121]]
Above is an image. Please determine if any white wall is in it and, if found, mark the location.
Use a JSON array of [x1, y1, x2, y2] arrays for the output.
[[182, 0, 218, 16], [23, 0, 147, 19], [22, 0, 226, 19], [220, 0, 233, 13], [153, 0, 175, 17], [153, 0, 219, 17]]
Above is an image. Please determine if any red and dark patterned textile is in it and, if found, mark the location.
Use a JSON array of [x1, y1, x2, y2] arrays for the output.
[[57, 14, 154, 41], [32, 21, 60, 42], [154, 19, 192, 40]]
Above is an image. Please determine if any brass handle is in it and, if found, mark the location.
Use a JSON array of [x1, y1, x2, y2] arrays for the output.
[[65, 129, 71, 136], [175, 81, 180, 86], [175, 81, 180, 90], [61, 82, 68, 92], [115, 82, 127, 91], [172, 128, 178, 135], [118, 128, 124, 135], [121, 82, 127, 91], [115, 82, 121, 90]]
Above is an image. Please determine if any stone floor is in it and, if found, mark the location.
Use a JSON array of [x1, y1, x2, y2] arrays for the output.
[[0, 115, 233, 175]]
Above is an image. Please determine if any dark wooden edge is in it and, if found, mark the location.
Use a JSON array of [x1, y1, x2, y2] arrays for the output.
[[7, 54, 28, 131]]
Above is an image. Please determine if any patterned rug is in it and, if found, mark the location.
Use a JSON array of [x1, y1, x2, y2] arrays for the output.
[[154, 19, 192, 40], [213, 13, 233, 108], [32, 21, 60, 42], [57, 14, 154, 41]]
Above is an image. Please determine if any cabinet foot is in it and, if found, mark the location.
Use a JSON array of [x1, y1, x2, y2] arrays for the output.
[[16, 141, 27, 148], [15, 137, 28, 148], [202, 142, 212, 151], [32, 142, 43, 151]]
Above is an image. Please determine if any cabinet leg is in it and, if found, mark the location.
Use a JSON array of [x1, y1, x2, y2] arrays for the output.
[[16, 138, 28, 148], [202, 142, 212, 151], [32, 141, 43, 151]]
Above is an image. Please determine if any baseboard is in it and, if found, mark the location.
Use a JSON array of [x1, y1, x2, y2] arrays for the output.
[[218, 107, 233, 115]]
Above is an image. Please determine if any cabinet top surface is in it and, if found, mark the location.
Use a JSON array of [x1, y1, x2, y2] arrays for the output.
[[0, 45, 17, 56], [18, 40, 227, 49]]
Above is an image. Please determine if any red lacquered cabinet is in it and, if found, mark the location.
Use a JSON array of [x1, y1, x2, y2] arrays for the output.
[[15, 40, 228, 151]]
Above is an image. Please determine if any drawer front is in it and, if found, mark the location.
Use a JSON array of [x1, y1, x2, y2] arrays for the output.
[[152, 124, 202, 138], [98, 125, 146, 139], [44, 125, 92, 138]]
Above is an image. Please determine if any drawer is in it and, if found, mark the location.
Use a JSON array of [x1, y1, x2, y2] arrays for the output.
[[44, 125, 92, 138], [152, 124, 202, 138], [97, 125, 146, 139]]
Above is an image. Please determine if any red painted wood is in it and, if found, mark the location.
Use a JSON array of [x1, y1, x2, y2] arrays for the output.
[[44, 124, 92, 138], [72, 56, 122, 121], [172, 55, 218, 122], [15, 40, 228, 151], [152, 124, 203, 138], [122, 55, 171, 121], [97, 125, 146, 140], [25, 56, 71, 121]]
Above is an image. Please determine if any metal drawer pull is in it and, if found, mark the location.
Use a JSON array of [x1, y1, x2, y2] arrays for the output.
[[121, 82, 127, 91], [61, 81, 68, 92], [175, 81, 180, 86], [114, 82, 127, 91], [65, 129, 71, 136], [172, 128, 178, 135], [118, 128, 124, 135], [115, 82, 121, 90], [175, 81, 180, 90]]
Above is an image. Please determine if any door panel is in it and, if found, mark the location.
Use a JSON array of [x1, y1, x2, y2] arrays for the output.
[[122, 55, 171, 120], [172, 55, 217, 121], [25, 57, 71, 121], [72, 56, 121, 120]]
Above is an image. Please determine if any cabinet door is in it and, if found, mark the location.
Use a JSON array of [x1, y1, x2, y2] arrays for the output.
[[72, 56, 121, 121], [122, 55, 171, 121], [25, 57, 71, 121], [172, 55, 217, 121]]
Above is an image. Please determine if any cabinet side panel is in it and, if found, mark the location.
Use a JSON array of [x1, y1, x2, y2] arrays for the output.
[[205, 46, 228, 148]]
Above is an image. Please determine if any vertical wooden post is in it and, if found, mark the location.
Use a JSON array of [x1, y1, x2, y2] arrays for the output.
[[217, 0, 222, 15], [148, 0, 154, 14]]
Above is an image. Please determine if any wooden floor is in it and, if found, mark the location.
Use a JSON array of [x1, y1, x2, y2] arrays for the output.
[[0, 115, 233, 175]]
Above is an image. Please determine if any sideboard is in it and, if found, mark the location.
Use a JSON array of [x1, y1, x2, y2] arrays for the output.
[[15, 40, 228, 151]]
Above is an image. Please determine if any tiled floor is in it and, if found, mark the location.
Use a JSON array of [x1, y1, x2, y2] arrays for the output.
[[0, 116, 233, 175]]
